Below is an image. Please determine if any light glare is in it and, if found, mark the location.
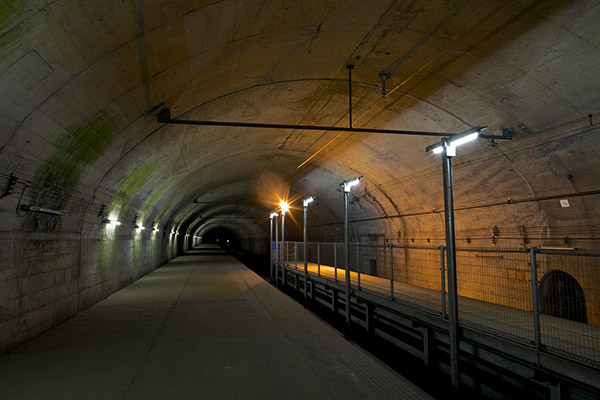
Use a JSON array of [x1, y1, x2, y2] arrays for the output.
[[280, 201, 289, 213]]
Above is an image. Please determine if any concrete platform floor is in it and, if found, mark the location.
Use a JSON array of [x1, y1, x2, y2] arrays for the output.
[[0, 245, 433, 400]]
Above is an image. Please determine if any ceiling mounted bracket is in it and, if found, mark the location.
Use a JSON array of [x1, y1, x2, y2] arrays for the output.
[[378, 72, 390, 96], [347, 63, 354, 128], [158, 108, 476, 138]]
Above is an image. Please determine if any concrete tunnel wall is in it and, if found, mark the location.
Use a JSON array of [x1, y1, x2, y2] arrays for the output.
[[1, 0, 600, 356]]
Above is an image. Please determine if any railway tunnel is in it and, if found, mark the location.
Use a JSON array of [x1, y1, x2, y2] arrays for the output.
[[1, 0, 599, 398]]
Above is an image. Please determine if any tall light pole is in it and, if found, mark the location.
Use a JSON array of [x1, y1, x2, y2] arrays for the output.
[[280, 200, 289, 289], [426, 126, 484, 387], [274, 212, 279, 286], [303, 196, 314, 301], [341, 176, 362, 325], [269, 212, 278, 283]]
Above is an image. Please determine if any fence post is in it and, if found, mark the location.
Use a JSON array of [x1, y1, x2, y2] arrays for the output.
[[440, 245, 447, 319], [334, 243, 338, 282], [530, 247, 542, 351], [317, 242, 321, 277], [283, 242, 286, 286], [389, 244, 394, 300], [356, 243, 361, 289], [295, 242, 298, 269]]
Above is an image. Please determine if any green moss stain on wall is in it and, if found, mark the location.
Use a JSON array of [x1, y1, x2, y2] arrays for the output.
[[101, 160, 160, 278], [156, 196, 180, 227], [33, 113, 115, 205], [139, 184, 171, 225], [0, 1, 11, 26], [98, 226, 118, 283], [150, 230, 157, 261], [27, 111, 116, 231], [1, 1, 21, 33], [107, 160, 159, 220], [133, 232, 142, 271], [0, 22, 25, 53], [173, 203, 196, 225], [1, 1, 52, 54]]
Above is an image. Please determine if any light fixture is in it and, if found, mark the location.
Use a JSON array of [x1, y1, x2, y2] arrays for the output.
[[20, 205, 66, 216], [427, 126, 486, 154], [303, 196, 314, 207], [279, 200, 289, 213], [135, 224, 145, 231], [103, 218, 121, 226], [342, 176, 362, 192]]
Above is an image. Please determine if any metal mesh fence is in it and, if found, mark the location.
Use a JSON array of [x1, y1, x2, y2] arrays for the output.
[[536, 250, 600, 366], [454, 248, 534, 344], [273, 240, 600, 368]]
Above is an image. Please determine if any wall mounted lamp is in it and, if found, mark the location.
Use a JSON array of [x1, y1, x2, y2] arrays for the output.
[[20, 204, 66, 216]]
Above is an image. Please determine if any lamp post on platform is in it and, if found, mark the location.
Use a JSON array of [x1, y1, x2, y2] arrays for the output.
[[269, 212, 278, 283], [426, 126, 484, 387], [303, 197, 314, 301], [341, 176, 362, 325], [280, 201, 289, 288]]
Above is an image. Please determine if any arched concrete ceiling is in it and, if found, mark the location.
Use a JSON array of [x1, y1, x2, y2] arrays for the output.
[[1, 0, 599, 248]]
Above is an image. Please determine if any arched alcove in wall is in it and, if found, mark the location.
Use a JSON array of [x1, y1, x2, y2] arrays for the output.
[[539, 270, 587, 324]]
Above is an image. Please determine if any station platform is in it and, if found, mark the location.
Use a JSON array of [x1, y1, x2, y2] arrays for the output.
[[0, 245, 432, 400]]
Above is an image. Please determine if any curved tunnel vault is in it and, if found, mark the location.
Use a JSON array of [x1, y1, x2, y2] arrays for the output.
[[0, 0, 599, 357]]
